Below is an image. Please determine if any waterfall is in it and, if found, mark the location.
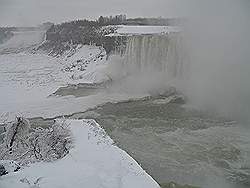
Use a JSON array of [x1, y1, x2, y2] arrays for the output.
[[122, 34, 186, 79]]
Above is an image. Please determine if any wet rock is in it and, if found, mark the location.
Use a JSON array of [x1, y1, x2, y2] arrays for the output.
[[0, 164, 8, 176]]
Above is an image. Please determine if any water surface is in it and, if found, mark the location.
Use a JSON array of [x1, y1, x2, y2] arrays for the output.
[[69, 96, 250, 188]]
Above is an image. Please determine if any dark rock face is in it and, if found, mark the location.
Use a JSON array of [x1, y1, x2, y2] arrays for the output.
[[0, 164, 8, 176]]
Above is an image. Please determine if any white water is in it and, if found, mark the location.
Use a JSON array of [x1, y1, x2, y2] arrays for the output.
[[109, 30, 250, 187], [116, 23, 250, 123], [115, 1, 250, 124], [107, 34, 188, 96], [122, 34, 186, 79]]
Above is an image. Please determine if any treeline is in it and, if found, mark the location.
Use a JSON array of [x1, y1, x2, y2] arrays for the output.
[[97, 15, 181, 26], [45, 19, 102, 44], [98, 14, 126, 25], [39, 15, 181, 56], [39, 19, 118, 56]]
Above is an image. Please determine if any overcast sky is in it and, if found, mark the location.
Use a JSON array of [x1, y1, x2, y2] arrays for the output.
[[0, 0, 186, 26]]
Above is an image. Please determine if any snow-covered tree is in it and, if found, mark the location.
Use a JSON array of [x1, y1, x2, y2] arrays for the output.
[[0, 118, 72, 166], [4, 117, 30, 152]]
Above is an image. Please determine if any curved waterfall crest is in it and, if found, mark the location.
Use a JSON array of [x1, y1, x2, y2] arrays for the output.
[[122, 34, 187, 79]]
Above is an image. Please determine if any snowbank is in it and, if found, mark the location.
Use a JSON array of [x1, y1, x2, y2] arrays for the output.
[[0, 119, 159, 188]]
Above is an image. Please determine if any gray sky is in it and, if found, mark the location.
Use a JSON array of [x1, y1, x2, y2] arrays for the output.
[[0, 0, 185, 26]]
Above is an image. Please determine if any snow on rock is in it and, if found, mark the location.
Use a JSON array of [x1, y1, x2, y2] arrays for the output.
[[0, 44, 119, 122], [106, 25, 180, 36], [0, 32, 147, 122], [0, 119, 160, 188], [0, 48, 146, 122], [62, 45, 109, 84], [0, 160, 21, 176]]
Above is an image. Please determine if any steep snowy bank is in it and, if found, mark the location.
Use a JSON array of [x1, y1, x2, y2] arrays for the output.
[[0, 44, 123, 122], [0, 119, 159, 188], [0, 29, 160, 188]]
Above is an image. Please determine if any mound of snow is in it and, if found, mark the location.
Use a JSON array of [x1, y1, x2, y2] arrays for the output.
[[0, 119, 159, 188]]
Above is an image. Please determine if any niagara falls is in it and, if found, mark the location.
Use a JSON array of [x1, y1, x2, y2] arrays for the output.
[[0, 0, 249, 188]]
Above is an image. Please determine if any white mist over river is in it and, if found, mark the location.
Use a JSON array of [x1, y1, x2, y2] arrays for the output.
[[0, 1, 249, 188], [107, 0, 250, 123], [181, 0, 250, 123], [95, 1, 250, 187]]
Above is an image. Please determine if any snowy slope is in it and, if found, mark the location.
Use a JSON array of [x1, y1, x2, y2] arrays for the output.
[[0, 33, 111, 121], [0, 53, 67, 121], [0, 28, 160, 188], [0, 44, 146, 122], [62, 45, 110, 84], [0, 119, 160, 188]]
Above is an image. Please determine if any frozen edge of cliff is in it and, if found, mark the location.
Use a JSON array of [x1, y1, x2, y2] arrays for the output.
[[0, 119, 160, 188]]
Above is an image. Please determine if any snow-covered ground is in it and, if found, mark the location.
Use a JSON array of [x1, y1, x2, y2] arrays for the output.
[[0, 30, 138, 122], [62, 45, 110, 84], [0, 47, 146, 122], [107, 25, 180, 36], [0, 119, 160, 188], [0, 29, 159, 188]]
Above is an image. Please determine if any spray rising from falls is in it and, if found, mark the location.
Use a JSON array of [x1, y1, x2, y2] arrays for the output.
[[111, 29, 250, 122], [106, 33, 188, 96]]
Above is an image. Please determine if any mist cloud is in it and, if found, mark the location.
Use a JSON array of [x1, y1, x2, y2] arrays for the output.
[[181, 0, 250, 123]]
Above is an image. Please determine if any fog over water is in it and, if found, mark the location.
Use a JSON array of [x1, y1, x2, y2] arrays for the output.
[[181, 0, 250, 123], [0, 1, 249, 187], [3, 0, 249, 123], [105, 0, 250, 123]]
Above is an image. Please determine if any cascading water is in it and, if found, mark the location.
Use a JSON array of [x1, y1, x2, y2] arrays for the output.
[[106, 30, 250, 188], [122, 34, 186, 79]]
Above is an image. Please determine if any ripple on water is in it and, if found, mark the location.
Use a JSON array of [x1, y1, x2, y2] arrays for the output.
[[70, 98, 250, 188]]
